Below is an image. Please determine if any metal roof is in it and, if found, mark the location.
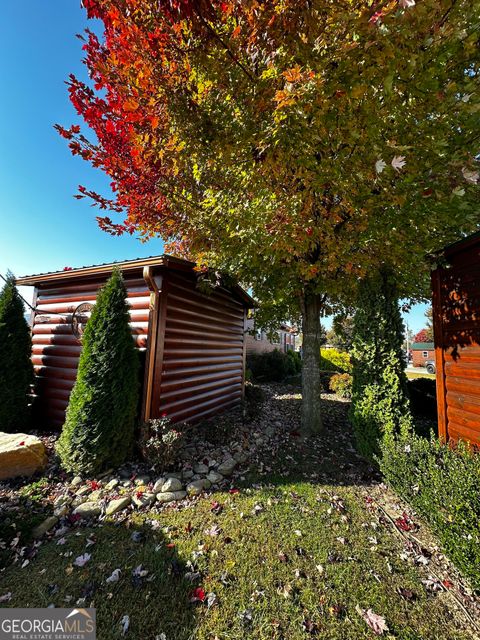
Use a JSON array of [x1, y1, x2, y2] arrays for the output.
[[411, 342, 434, 350], [16, 254, 255, 308]]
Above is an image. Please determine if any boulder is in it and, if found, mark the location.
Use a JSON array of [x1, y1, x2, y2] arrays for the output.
[[193, 463, 209, 475], [161, 477, 183, 493], [104, 478, 120, 491], [217, 458, 237, 477], [152, 478, 166, 494], [0, 432, 47, 481], [207, 470, 223, 484], [157, 490, 187, 504], [32, 516, 58, 539], [132, 492, 156, 508], [73, 501, 102, 518], [186, 479, 211, 496], [106, 496, 131, 516]]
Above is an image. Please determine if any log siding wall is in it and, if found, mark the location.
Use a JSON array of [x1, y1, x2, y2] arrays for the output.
[[152, 272, 246, 423], [19, 258, 252, 429], [31, 276, 151, 427], [432, 236, 480, 446]]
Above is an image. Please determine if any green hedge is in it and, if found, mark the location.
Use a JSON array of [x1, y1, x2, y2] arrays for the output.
[[319, 348, 352, 373], [380, 433, 480, 590], [247, 349, 301, 382]]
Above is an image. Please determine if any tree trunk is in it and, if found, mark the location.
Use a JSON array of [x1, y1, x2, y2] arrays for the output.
[[301, 290, 323, 434]]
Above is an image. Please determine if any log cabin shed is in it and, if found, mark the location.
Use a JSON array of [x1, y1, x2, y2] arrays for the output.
[[16, 256, 254, 428], [432, 231, 480, 446]]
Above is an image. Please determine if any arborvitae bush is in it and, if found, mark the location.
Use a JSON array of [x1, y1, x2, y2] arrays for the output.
[[350, 268, 412, 460], [56, 269, 140, 475], [0, 273, 34, 432]]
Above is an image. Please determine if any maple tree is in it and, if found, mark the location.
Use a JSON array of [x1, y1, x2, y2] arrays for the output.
[[58, 0, 480, 432], [413, 328, 430, 343]]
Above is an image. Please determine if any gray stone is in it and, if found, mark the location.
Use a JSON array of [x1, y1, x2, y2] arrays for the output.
[[206, 470, 224, 484], [119, 468, 131, 479], [54, 494, 72, 508], [193, 463, 209, 475], [122, 480, 132, 488], [75, 486, 91, 497], [186, 479, 210, 496], [73, 501, 102, 518], [32, 516, 58, 539], [106, 496, 131, 516], [89, 489, 103, 501], [166, 471, 183, 480], [217, 458, 237, 477], [132, 493, 155, 508], [104, 478, 120, 491], [54, 505, 70, 518], [156, 490, 187, 504], [182, 469, 194, 481], [152, 478, 166, 494], [161, 477, 183, 493], [135, 474, 151, 485], [70, 476, 83, 488], [0, 433, 47, 481], [233, 451, 248, 464]]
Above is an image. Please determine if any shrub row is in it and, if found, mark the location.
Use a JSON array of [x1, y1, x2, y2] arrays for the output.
[[319, 348, 352, 374], [247, 349, 301, 382], [380, 433, 480, 591]]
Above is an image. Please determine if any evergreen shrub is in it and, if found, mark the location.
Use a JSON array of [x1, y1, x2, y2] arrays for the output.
[[350, 269, 412, 460], [0, 273, 34, 432], [56, 269, 140, 475]]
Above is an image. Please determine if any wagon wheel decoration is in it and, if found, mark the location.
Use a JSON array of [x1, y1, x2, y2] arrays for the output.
[[71, 302, 94, 341]]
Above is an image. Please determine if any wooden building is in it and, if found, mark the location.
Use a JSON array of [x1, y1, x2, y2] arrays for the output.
[[432, 232, 480, 446], [17, 256, 254, 428]]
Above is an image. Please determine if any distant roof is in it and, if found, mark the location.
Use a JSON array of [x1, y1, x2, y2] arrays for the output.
[[16, 254, 255, 308], [411, 342, 434, 350]]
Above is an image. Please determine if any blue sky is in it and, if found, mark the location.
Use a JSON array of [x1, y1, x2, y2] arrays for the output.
[[0, 1, 429, 334]]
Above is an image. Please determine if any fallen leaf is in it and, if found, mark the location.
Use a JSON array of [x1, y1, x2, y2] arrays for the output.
[[74, 553, 91, 568], [106, 569, 121, 584], [356, 605, 389, 636], [120, 614, 130, 636]]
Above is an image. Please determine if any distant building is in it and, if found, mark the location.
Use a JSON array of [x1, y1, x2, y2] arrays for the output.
[[245, 317, 296, 355], [411, 342, 435, 367]]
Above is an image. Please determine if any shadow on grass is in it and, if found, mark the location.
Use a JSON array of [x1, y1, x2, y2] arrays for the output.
[[2, 520, 197, 640]]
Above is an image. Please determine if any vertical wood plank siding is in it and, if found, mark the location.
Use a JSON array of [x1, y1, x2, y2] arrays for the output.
[[153, 272, 246, 423], [31, 276, 151, 426], [432, 238, 480, 446]]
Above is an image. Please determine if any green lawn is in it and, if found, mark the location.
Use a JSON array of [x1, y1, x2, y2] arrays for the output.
[[1, 387, 477, 639]]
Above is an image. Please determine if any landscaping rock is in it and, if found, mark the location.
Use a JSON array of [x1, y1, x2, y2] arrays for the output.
[[104, 478, 120, 491], [73, 502, 102, 518], [156, 491, 187, 504], [54, 504, 70, 518], [152, 478, 166, 493], [54, 494, 72, 508], [89, 489, 103, 501], [70, 476, 83, 488], [207, 470, 224, 484], [166, 471, 183, 480], [76, 486, 91, 497], [182, 469, 194, 481], [233, 451, 248, 464], [217, 458, 237, 477], [0, 432, 47, 481], [132, 493, 155, 508], [106, 496, 130, 516], [161, 477, 183, 492], [135, 474, 150, 485], [194, 463, 209, 474], [186, 479, 211, 496], [32, 516, 58, 539]]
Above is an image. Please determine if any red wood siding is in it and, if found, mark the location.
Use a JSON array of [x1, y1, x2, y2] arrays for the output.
[[152, 271, 246, 423], [432, 239, 480, 446], [32, 276, 151, 427]]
